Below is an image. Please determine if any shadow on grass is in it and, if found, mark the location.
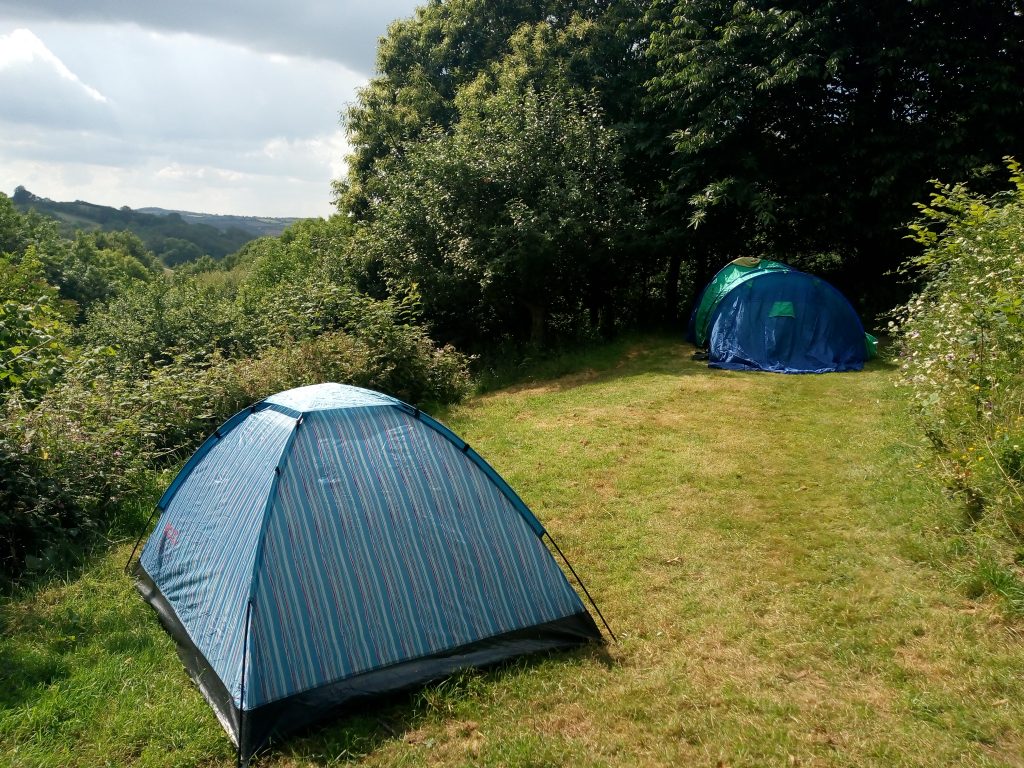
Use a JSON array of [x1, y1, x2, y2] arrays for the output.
[[1, 481, 161, 597], [431, 334, 708, 415], [272, 642, 614, 765], [434, 332, 895, 424], [0, 560, 165, 713], [0, 481, 164, 713]]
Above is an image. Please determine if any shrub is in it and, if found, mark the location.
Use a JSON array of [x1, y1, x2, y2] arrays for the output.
[[0, 326, 470, 578], [1, 210, 472, 578], [0, 424, 77, 574], [0, 249, 74, 401], [893, 160, 1024, 598]]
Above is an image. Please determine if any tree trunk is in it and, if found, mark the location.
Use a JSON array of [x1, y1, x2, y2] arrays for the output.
[[599, 296, 616, 339], [665, 250, 683, 324], [526, 302, 545, 345]]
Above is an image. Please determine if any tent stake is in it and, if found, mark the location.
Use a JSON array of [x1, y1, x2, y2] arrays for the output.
[[544, 532, 616, 642]]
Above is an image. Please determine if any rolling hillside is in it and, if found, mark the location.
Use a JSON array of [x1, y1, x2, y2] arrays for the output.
[[10, 186, 301, 266]]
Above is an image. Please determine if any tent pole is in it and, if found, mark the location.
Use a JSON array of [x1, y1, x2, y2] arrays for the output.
[[237, 601, 253, 768], [544, 532, 616, 642], [123, 506, 159, 574]]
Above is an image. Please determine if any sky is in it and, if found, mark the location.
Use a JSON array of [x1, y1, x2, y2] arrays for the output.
[[0, 1, 421, 217]]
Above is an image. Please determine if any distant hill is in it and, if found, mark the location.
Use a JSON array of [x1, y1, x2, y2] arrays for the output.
[[137, 207, 300, 238], [10, 187, 303, 266]]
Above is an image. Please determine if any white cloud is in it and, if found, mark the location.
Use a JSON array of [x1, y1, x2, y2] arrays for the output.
[[0, 19, 374, 215], [0, 27, 115, 131], [0, 27, 107, 102], [0, 0, 420, 215], [252, 131, 350, 179], [0, 147, 339, 217]]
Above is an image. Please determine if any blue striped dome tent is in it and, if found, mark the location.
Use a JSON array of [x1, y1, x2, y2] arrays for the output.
[[128, 383, 608, 765], [686, 258, 878, 373]]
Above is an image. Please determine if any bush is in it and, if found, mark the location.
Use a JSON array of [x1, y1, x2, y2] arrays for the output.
[[893, 159, 1024, 602], [0, 325, 470, 578], [0, 249, 74, 401], [0, 425, 77, 574], [1, 211, 472, 578]]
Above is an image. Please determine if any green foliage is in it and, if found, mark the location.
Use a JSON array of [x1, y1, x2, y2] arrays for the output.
[[893, 160, 1024, 605], [352, 78, 642, 347], [45, 231, 161, 317], [338, 0, 1024, 330], [0, 214, 470, 577], [0, 422, 77, 574], [1, 193, 62, 259], [81, 277, 243, 369], [339, 1, 670, 334], [2, 192, 163, 323], [0, 249, 73, 401], [0, 323, 468, 577], [644, 0, 1024, 300]]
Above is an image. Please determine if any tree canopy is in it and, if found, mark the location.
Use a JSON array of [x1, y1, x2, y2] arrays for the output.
[[645, 0, 1024, 298], [337, 0, 1024, 343], [352, 76, 641, 346]]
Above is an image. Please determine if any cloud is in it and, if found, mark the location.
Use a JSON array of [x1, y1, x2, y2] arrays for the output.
[[0, 129, 346, 217], [0, 21, 364, 215], [0, 28, 113, 127], [0, 0, 420, 76], [0, 1, 419, 215], [0, 28, 106, 101]]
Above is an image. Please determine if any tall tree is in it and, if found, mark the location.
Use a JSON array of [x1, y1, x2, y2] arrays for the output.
[[351, 79, 640, 346], [338, 0, 649, 210], [644, 0, 1024, 305]]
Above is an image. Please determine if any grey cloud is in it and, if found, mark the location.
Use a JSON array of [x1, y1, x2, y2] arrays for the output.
[[0, 2, 400, 215], [0, 0, 420, 74], [0, 24, 359, 157]]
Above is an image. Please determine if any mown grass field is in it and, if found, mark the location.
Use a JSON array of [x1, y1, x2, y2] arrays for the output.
[[3, 337, 1024, 767]]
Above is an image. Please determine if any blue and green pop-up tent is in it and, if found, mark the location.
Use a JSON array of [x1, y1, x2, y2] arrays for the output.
[[687, 258, 876, 373], [130, 383, 603, 764]]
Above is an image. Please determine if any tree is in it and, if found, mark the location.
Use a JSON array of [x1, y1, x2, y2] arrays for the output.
[[644, 0, 1024, 305], [337, 0, 648, 212], [353, 78, 640, 347]]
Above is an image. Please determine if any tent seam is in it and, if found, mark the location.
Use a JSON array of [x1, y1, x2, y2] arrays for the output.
[[239, 408, 303, 710], [395, 405, 547, 537]]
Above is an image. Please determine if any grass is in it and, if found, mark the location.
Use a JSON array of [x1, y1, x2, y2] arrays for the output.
[[3, 336, 1024, 767]]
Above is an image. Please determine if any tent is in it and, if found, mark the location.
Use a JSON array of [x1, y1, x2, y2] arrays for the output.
[[686, 258, 876, 373], [129, 383, 604, 764]]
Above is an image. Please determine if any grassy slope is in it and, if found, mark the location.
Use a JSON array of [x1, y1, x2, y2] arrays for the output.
[[3, 338, 1024, 767]]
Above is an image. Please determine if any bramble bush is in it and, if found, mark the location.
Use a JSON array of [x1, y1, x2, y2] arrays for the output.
[[893, 160, 1024, 607], [1, 325, 469, 576]]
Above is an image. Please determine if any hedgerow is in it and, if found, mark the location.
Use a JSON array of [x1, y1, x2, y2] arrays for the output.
[[1, 326, 470, 577]]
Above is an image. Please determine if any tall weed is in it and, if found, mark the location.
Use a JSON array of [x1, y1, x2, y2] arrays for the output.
[[3, 327, 470, 578]]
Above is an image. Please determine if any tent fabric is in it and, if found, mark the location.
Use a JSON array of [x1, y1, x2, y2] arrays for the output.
[[134, 383, 600, 763], [686, 258, 792, 346], [688, 259, 871, 374]]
